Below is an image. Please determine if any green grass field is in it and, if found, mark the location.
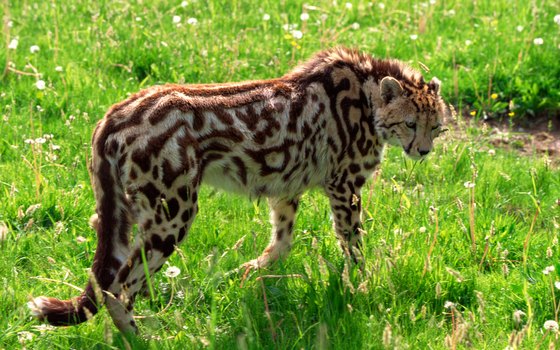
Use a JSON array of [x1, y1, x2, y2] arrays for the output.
[[1, 0, 560, 349]]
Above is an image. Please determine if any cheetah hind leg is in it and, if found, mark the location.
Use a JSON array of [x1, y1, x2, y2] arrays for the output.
[[105, 179, 199, 334], [241, 197, 300, 273]]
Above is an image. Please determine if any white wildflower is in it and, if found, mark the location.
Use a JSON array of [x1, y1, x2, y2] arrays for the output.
[[76, 236, 87, 243], [135, 16, 142, 22], [513, 310, 526, 323], [165, 265, 181, 278], [187, 17, 198, 25], [7, 20, 13, 28], [17, 331, 34, 342], [516, 25, 524, 32], [419, 226, 427, 233], [429, 0, 436, 4], [35, 80, 46, 90], [173, 15, 181, 24], [410, 34, 418, 40], [55, 66, 63, 72], [488, 149, 495, 156], [378, 3, 385, 9], [554, 14, 560, 25], [463, 181, 475, 188], [533, 38, 543, 45], [444, 301, 455, 309], [262, 13, 270, 21], [8, 38, 18, 50], [345, 2, 352, 9], [351, 22, 360, 30], [30, 45, 40, 53], [465, 39, 472, 46], [544, 320, 559, 332], [181, 1, 188, 7], [34, 137, 46, 144], [555, 281, 560, 290], [300, 12, 309, 21], [543, 265, 555, 275], [291, 30, 303, 39], [24, 139, 35, 144]]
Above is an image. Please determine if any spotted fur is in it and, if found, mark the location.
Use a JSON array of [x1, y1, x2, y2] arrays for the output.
[[29, 47, 447, 333]]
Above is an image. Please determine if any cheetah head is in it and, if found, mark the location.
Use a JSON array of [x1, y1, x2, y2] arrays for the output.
[[374, 76, 446, 160]]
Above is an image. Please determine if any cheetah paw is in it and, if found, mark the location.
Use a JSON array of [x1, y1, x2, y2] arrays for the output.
[[238, 255, 273, 286]]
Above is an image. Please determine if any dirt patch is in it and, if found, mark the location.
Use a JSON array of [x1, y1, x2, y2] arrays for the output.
[[485, 113, 560, 157], [447, 111, 560, 161]]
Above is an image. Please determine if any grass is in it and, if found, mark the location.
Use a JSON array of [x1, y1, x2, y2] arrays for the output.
[[1, 0, 559, 348]]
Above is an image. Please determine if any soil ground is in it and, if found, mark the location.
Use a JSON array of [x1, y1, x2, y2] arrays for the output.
[[451, 112, 560, 162]]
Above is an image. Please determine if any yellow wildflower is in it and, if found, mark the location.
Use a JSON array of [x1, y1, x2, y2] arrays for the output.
[[491, 93, 498, 100]]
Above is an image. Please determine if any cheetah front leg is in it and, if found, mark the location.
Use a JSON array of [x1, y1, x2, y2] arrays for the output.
[[325, 179, 364, 264], [243, 196, 300, 270]]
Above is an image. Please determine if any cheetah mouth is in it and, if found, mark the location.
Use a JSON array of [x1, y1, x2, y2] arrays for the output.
[[404, 150, 428, 161]]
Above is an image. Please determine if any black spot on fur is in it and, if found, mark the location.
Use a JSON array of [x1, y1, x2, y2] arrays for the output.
[[354, 176, 366, 188], [177, 186, 190, 201], [166, 198, 179, 220], [152, 234, 176, 257]]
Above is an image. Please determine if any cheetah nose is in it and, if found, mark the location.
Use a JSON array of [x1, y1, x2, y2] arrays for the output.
[[418, 149, 430, 156]]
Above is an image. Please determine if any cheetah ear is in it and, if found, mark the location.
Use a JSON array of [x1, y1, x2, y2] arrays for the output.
[[429, 77, 441, 95], [380, 77, 403, 104]]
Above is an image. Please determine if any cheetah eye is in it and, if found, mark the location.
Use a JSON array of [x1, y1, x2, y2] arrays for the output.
[[432, 124, 441, 130], [405, 121, 416, 129]]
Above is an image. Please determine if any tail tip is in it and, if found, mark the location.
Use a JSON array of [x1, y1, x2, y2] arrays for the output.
[[27, 294, 99, 326], [27, 296, 50, 319]]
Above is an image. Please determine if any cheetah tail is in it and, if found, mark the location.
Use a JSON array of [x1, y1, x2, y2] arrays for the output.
[[27, 215, 104, 326], [27, 284, 100, 326]]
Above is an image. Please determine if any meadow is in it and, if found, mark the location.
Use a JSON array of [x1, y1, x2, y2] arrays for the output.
[[1, 0, 560, 349]]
